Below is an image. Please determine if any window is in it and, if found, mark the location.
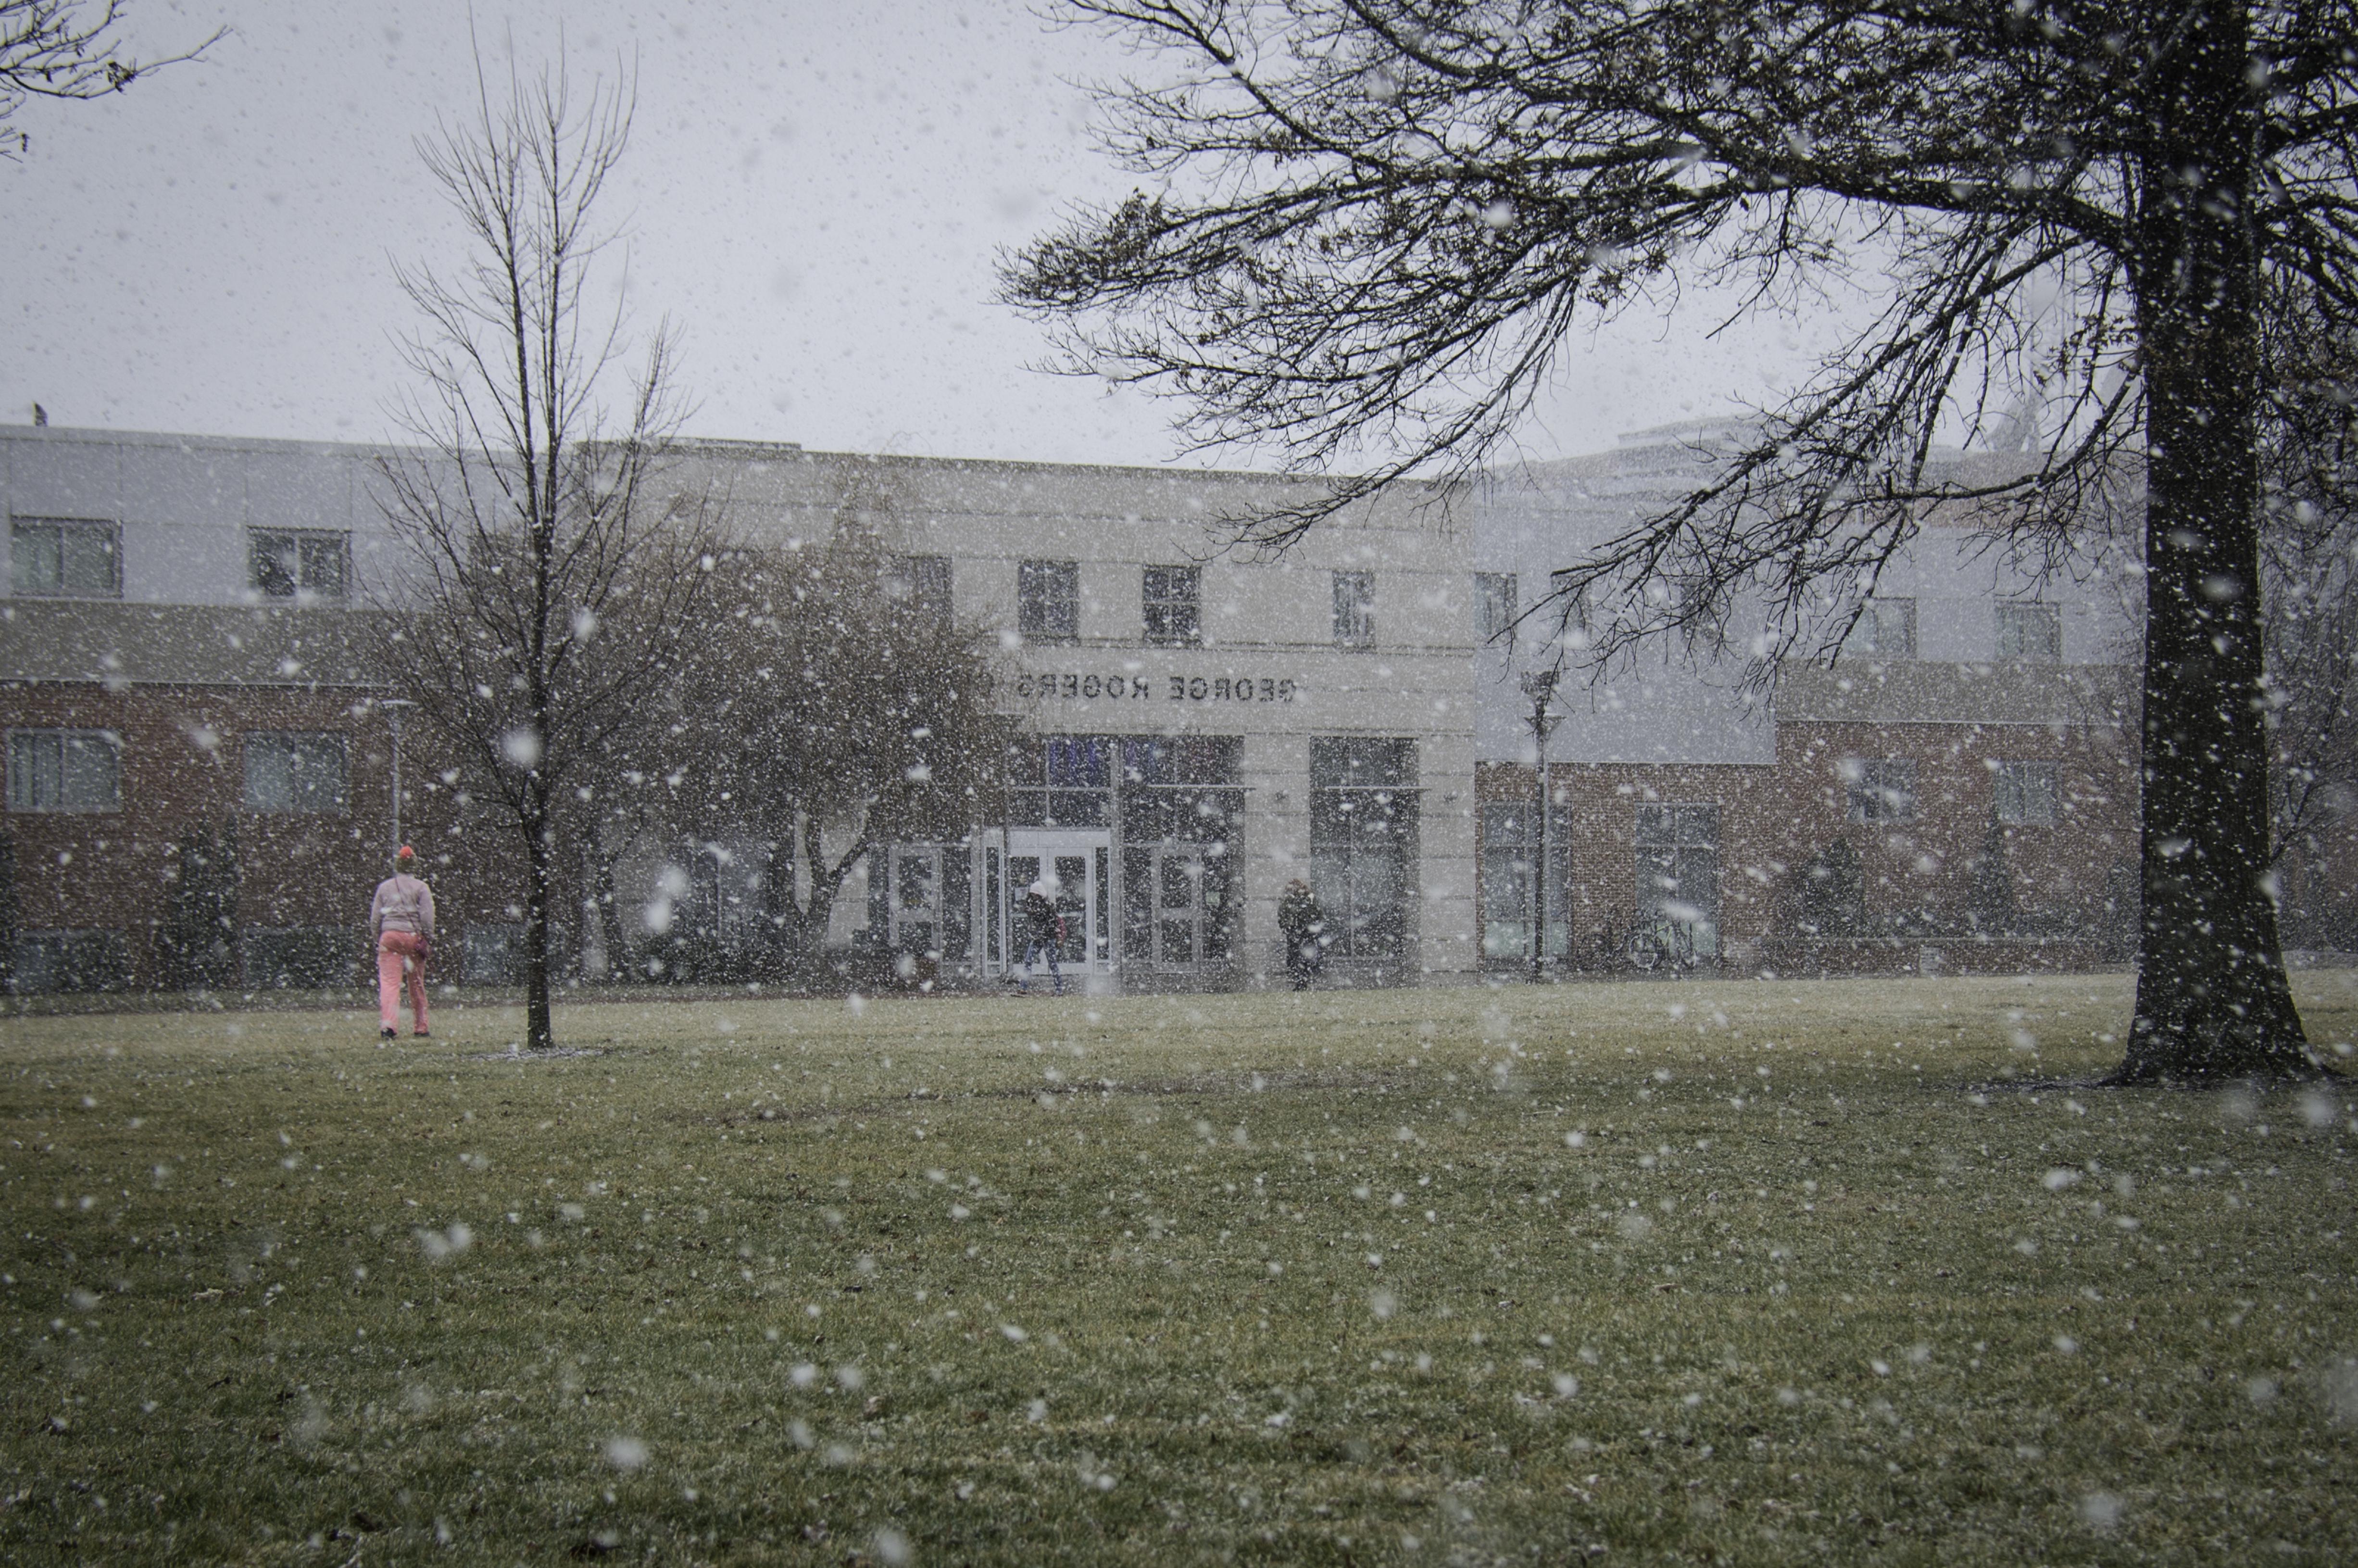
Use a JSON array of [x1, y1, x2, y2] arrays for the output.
[[249, 528, 350, 600], [1634, 803, 1721, 958], [1005, 733, 1110, 827], [1841, 758, 1918, 824], [7, 729, 121, 813], [1995, 600, 2061, 662], [1017, 559, 1079, 642], [1332, 570, 1375, 646], [1851, 597, 1917, 659], [1142, 564, 1201, 645], [1309, 737, 1417, 961], [11, 518, 120, 598], [1480, 798, 1573, 961], [1546, 569, 1593, 637], [894, 554, 953, 628], [244, 732, 348, 814], [11, 930, 133, 993], [1475, 572, 1518, 642], [1995, 760, 2059, 825], [243, 927, 361, 989], [1120, 736, 1243, 971]]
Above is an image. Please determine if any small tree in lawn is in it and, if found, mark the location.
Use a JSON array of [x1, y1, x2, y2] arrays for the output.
[[374, 56, 724, 1050], [1006, 0, 2358, 1082]]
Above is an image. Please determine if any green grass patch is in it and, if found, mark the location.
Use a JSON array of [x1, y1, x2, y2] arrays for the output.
[[4, 971, 2357, 1564]]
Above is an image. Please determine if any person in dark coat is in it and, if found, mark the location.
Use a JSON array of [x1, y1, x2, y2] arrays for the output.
[[1278, 878, 1327, 991], [1019, 878, 1065, 995]]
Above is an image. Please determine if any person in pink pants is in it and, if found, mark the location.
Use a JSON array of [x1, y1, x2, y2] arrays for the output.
[[369, 845, 437, 1040]]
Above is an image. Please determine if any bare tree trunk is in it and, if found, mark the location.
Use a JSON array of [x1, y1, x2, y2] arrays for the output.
[[2115, 2, 2312, 1081], [523, 776, 555, 1050]]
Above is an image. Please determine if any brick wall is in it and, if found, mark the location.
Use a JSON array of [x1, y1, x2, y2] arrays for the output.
[[1, 678, 525, 989], [1474, 715, 2142, 973]]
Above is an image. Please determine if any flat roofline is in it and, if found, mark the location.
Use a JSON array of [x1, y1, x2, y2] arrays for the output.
[[1, 423, 1409, 495]]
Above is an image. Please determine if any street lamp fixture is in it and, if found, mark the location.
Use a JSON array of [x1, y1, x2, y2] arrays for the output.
[[379, 699, 418, 861]]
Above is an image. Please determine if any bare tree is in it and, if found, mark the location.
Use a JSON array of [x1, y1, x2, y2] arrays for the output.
[[374, 55, 723, 1051], [688, 469, 1012, 982], [1006, 0, 2358, 1082], [1, 0, 220, 158], [2260, 313, 2358, 944]]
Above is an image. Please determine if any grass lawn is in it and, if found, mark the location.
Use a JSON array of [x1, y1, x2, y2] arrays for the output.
[[3, 970, 2357, 1565]]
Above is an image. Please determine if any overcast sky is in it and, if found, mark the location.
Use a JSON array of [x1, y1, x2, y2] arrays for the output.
[[1, 0, 1816, 470]]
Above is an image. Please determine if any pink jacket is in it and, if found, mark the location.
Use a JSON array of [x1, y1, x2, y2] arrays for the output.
[[370, 873, 437, 941]]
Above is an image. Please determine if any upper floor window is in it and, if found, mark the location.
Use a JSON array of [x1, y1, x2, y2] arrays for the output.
[[1474, 572, 1517, 642], [1851, 597, 1917, 659], [892, 554, 953, 628], [1994, 759, 2059, 825], [244, 732, 349, 814], [1332, 570, 1375, 647], [1142, 564, 1201, 646], [1995, 600, 2060, 663], [1017, 559, 1079, 642], [250, 528, 349, 601], [1841, 757, 1918, 824], [7, 729, 121, 813], [11, 518, 120, 598]]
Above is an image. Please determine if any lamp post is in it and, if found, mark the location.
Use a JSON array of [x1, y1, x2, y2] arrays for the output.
[[1518, 665, 1562, 983], [380, 699, 417, 861]]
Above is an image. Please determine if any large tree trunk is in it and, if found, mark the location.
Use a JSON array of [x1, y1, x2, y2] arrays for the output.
[[2114, 1, 2314, 1083]]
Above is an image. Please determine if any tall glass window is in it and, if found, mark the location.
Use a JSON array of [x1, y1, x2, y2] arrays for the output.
[[1480, 799, 1572, 961], [1018, 559, 1079, 642], [1474, 572, 1517, 642], [1995, 760, 2058, 825], [1331, 571, 1375, 646], [1309, 737, 1417, 962], [1634, 803, 1720, 958], [1142, 565, 1201, 645], [1120, 735, 1242, 971], [894, 554, 953, 628]]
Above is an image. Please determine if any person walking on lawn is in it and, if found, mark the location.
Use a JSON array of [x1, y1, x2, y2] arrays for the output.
[[370, 845, 436, 1040]]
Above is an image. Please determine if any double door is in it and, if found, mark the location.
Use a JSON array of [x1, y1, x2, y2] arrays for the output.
[[1007, 831, 1109, 975]]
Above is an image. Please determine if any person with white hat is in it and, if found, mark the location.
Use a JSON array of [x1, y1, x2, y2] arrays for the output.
[[1018, 878, 1065, 995]]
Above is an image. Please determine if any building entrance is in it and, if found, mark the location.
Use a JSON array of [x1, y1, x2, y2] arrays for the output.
[[1007, 830, 1111, 978]]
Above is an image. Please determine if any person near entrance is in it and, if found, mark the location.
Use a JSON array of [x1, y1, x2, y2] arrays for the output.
[[1279, 878, 1327, 991], [1019, 878, 1066, 995], [369, 844, 436, 1040]]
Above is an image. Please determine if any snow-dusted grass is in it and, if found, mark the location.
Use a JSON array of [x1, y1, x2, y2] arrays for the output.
[[5, 970, 2357, 1564]]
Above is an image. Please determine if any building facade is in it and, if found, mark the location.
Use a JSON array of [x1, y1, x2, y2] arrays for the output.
[[0, 425, 1480, 993], [8, 418, 2344, 996], [1467, 425, 2158, 977]]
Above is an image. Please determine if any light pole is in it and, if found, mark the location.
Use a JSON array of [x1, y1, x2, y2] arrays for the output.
[[1518, 665, 1562, 983], [380, 699, 417, 861]]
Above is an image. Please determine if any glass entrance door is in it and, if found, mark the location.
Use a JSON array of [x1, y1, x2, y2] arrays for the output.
[[1007, 831, 1111, 975]]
